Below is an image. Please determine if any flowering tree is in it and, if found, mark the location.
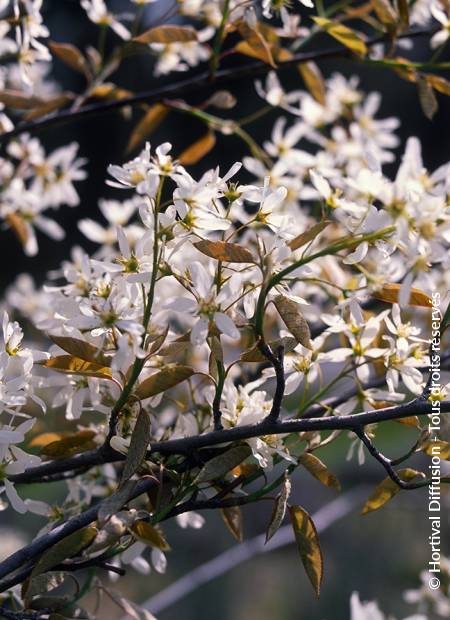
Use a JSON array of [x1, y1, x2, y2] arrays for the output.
[[0, 0, 449, 618]]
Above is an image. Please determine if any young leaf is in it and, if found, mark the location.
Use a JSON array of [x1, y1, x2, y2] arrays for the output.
[[298, 453, 341, 491], [372, 283, 432, 307], [273, 295, 312, 349], [131, 521, 170, 550], [422, 439, 450, 460], [39, 355, 113, 380], [265, 476, 291, 543], [397, 0, 409, 25], [288, 221, 330, 251], [313, 17, 367, 56], [417, 76, 438, 120], [178, 131, 216, 165], [194, 240, 255, 263], [221, 506, 244, 542], [371, 0, 399, 27], [24, 94, 74, 121], [49, 42, 90, 78], [240, 336, 298, 362], [289, 505, 324, 597], [298, 62, 326, 105], [97, 479, 137, 526], [134, 25, 197, 44], [426, 74, 450, 96], [361, 468, 424, 514], [31, 528, 97, 578], [135, 366, 195, 400], [40, 430, 97, 459], [127, 104, 169, 153], [29, 432, 63, 448], [23, 571, 68, 601], [6, 213, 29, 248], [196, 445, 252, 483], [49, 335, 109, 365], [120, 410, 151, 485], [0, 90, 43, 109], [235, 39, 276, 67], [235, 22, 276, 68]]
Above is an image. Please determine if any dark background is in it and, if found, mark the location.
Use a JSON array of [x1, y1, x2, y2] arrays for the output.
[[1, 1, 449, 618]]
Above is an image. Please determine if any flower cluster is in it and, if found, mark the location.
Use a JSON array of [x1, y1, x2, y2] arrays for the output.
[[0, 0, 449, 615]]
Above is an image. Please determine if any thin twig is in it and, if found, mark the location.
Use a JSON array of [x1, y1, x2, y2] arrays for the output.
[[355, 429, 435, 489], [0, 27, 435, 144]]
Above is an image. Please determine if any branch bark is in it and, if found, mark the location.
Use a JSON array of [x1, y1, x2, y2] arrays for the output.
[[7, 396, 450, 485], [0, 27, 434, 144]]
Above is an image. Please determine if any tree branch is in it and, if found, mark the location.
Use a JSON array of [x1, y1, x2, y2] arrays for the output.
[[0, 474, 158, 590], [7, 397, 450, 486], [1, 397, 448, 591], [0, 27, 434, 144], [355, 429, 437, 489]]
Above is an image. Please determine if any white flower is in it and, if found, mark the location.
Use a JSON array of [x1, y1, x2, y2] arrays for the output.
[[81, 0, 131, 40], [165, 262, 240, 346], [255, 72, 303, 115], [430, 4, 450, 48]]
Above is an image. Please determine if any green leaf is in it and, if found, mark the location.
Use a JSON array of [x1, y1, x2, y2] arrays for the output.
[[221, 506, 244, 542], [289, 505, 324, 597], [136, 366, 195, 400], [273, 295, 312, 349], [23, 571, 68, 601], [120, 410, 151, 485], [313, 17, 367, 56], [97, 479, 137, 526], [194, 240, 255, 263], [196, 446, 252, 483], [134, 25, 197, 44], [32, 528, 97, 578], [39, 355, 113, 380], [298, 453, 341, 491], [265, 476, 291, 543], [131, 521, 170, 550], [361, 468, 424, 514]]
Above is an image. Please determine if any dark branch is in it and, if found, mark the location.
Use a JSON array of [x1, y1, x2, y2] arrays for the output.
[[7, 397, 450, 486], [0, 474, 159, 590], [0, 27, 434, 144], [260, 342, 285, 423], [147, 398, 450, 456], [355, 429, 433, 489], [1, 398, 448, 591]]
